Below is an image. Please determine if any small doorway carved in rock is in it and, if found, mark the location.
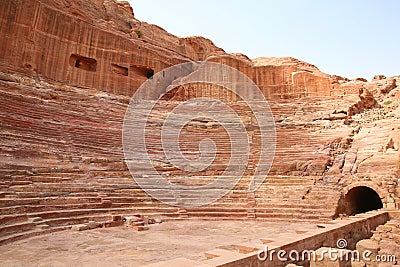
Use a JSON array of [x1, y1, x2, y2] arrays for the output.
[[335, 186, 383, 217]]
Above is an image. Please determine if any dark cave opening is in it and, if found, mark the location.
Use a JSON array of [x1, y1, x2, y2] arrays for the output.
[[336, 186, 383, 217]]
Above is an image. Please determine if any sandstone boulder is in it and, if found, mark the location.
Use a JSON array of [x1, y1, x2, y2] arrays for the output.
[[348, 88, 380, 116]]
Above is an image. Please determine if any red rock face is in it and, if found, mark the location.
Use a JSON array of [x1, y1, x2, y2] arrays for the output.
[[0, 0, 191, 96], [0, 0, 337, 99], [0, 0, 399, 244]]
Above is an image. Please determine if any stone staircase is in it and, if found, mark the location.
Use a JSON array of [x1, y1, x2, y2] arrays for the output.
[[253, 176, 338, 222], [0, 170, 340, 244]]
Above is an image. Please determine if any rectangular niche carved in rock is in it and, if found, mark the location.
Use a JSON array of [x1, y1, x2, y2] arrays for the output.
[[130, 65, 154, 79], [111, 64, 129, 76], [69, 54, 97, 72]]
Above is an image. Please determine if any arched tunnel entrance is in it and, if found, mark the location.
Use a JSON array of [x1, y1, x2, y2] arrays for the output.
[[335, 186, 383, 217]]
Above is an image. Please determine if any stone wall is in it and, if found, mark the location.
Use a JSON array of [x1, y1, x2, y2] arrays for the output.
[[145, 210, 390, 266]]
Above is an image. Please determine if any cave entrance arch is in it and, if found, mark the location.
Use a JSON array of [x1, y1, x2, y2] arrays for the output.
[[337, 186, 383, 217]]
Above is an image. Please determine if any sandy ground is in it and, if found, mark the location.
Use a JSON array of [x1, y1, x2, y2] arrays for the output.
[[0, 220, 321, 267]]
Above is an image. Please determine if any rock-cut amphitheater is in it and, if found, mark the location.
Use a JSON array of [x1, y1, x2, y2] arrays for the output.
[[1, 0, 400, 266]]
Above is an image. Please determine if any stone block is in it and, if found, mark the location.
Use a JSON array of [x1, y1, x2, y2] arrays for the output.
[[101, 200, 112, 207], [356, 240, 380, 255], [112, 215, 122, 222], [88, 221, 97, 229], [134, 225, 149, 231], [72, 224, 89, 231], [36, 224, 50, 230], [377, 262, 395, 267], [310, 247, 352, 267], [351, 259, 366, 267]]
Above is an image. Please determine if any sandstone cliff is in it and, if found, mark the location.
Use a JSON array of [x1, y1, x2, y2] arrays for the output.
[[0, 0, 354, 99]]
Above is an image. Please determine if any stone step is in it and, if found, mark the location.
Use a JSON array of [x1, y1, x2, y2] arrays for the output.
[[22, 207, 178, 220], [0, 197, 103, 207], [183, 215, 329, 223], [254, 211, 331, 220], [43, 214, 112, 227], [0, 201, 176, 216], [186, 209, 332, 220], [0, 196, 164, 209], [254, 207, 333, 215], [252, 201, 329, 208], [0, 202, 110, 215], [0, 226, 68, 245], [0, 214, 29, 225], [186, 211, 248, 218], [0, 221, 36, 237]]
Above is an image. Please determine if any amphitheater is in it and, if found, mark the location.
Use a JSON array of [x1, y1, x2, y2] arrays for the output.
[[1, 0, 400, 266]]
